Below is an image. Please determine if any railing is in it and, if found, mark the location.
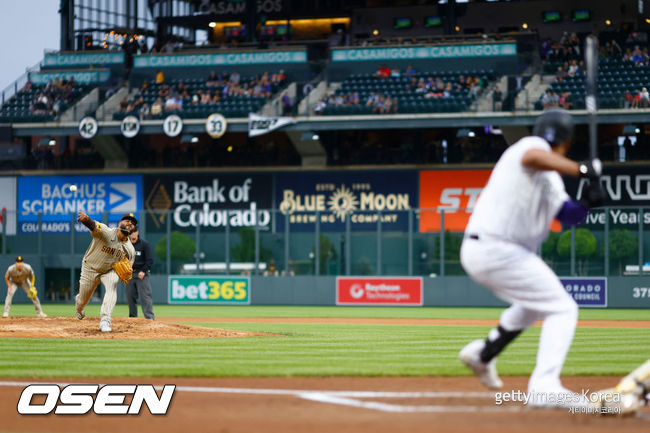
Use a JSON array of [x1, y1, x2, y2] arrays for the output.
[[1, 207, 648, 279], [0, 60, 41, 107]]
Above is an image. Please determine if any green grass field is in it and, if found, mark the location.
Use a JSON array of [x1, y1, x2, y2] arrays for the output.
[[0, 305, 648, 378]]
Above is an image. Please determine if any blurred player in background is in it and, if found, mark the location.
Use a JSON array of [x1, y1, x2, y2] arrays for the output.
[[3, 256, 47, 318], [458, 109, 604, 408]]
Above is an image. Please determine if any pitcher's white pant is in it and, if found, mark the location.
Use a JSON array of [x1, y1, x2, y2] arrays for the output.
[[77, 265, 120, 320], [460, 237, 578, 392], [4, 282, 44, 315]]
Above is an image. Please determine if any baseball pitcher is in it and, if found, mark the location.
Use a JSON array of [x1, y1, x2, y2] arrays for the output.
[[75, 212, 136, 332], [3, 256, 46, 318]]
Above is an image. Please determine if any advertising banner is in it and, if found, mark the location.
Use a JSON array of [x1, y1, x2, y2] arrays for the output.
[[0, 177, 17, 235], [133, 50, 306, 68], [43, 52, 124, 68], [276, 171, 418, 232], [331, 43, 517, 62], [419, 169, 491, 232], [336, 277, 423, 306], [143, 173, 272, 231], [168, 275, 250, 304], [18, 175, 142, 234], [565, 165, 650, 227], [560, 277, 607, 307], [29, 70, 111, 85]]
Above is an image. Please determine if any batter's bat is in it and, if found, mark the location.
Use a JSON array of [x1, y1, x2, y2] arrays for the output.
[[585, 36, 598, 160]]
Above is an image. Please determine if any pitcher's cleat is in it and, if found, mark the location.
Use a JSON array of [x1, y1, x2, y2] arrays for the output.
[[99, 317, 112, 333], [2, 312, 8, 318], [459, 339, 503, 389], [37, 312, 47, 318], [75, 294, 85, 320]]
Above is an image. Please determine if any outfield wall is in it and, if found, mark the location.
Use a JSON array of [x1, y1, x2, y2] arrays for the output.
[[146, 275, 648, 309], [5, 271, 647, 309]]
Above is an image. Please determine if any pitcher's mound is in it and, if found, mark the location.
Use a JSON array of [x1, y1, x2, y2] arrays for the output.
[[0, 316, 265, 340]]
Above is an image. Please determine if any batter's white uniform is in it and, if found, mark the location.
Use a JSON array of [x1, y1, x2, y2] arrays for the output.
[[4, 263, 45, 316], [76, 222, 135, 322], [461, 136, 578, 393]]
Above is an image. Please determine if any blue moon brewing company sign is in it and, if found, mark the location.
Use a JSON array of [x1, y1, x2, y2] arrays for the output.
[[275, 171, 418, 232]]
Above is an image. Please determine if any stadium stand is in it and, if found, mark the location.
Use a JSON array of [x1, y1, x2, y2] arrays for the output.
[[0, 78, 93, 123], [318, 68, 495, 115], [113, 71, 287, 120]]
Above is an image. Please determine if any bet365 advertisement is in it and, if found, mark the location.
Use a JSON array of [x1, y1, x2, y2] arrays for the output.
[[168, 276, 250, 304]]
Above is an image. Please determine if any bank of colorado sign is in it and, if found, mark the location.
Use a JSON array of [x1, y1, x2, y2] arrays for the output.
[[336, 277, 423, 306], [144, 173, 272, 230]]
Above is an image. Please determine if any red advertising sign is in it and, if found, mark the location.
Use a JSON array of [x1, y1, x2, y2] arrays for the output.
[[336, 277, 423, 306], [419, 169, 562, 233], [419, 169, 492, 232]]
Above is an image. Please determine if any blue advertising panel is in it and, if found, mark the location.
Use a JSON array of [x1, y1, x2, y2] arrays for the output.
[[560, 277, 607, 307], [18, 175, 142, 234], [275, 171, 418, 232]]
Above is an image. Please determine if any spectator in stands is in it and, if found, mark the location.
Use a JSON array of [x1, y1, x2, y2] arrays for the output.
[[230, 71, 241, 84], [24, 78, 33, 91], [639, 87, 650, 107], [493, 86, 503, 111], [391, 68, 401, 78], [632, 90, 641, 108], [404, 65, 415, 77], [281, 93, 291, 115], [559, 92, 572, 110], [375, 65, 391, 79], [158, 84, 170, 99], [567, 60, 579, 78], [155, 70, 164, 83], [314, 98, 326, 115], [555, 66, 566, 82], [206, 71, 219, 86], [118, 97, 129, 111], [624, 89, 634, 109], [199, 89, 210, 104], [541, 90, 553, 109], [151, 98, 163, 116]]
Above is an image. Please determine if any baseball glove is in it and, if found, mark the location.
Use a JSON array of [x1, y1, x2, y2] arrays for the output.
[[27, 286, 37, 299], [113, 258, 133, 284]]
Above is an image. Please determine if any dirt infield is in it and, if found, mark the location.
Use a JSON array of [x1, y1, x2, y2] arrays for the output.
[[1, 316, 648, 340], [0, 316, 266, 339], [0, 376, 648, 433]]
